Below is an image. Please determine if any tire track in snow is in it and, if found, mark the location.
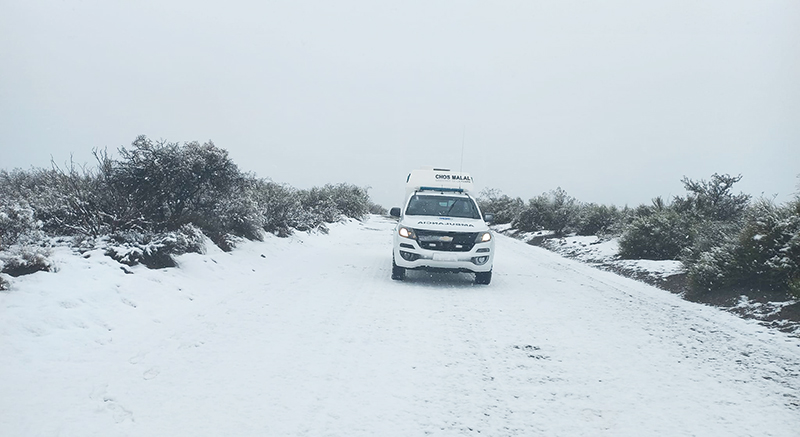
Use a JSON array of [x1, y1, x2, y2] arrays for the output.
[[524, 242, 800, 411], [490, 234, 800, 435], [3, 216, 799, 436]]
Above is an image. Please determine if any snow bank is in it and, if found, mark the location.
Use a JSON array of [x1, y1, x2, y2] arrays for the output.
[[1, 216, 798, 436]]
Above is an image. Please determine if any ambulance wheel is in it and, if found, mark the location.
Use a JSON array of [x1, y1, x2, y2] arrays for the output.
[[475, 270, 492, 285], [391, 259, 406, 280]]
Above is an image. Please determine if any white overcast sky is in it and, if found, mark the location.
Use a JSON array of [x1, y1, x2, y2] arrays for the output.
[[1, 0, 798, 208]]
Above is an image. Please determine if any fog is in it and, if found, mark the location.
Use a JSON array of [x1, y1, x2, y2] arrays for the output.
[[1, 0, 798, 208]]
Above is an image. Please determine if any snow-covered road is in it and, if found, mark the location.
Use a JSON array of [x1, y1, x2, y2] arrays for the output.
[[1, 215, 799, 436]]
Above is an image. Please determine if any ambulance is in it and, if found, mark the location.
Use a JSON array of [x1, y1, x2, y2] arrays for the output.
[[389, 167, 495, 284]]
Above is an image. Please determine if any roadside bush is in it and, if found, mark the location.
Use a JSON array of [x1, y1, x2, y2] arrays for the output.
[[290, 183, 371, 232], [191, 175, 263, 248], [368, 201, 387, 216], [0, 246, 52, 276], [619, 174, 751, 264], [0, 135, 381, 266], [3, 139, 253, 241], [674, 173, 750, 222], [248, 179, 303, 236], [299, 186, 340, 225], [47, 158, 120, 237], [0, 166, 106, 237], [0, 203, 44, 248], [687, 198, 800, 295], [685, 240, 739, 291], [514, 187, 579, 236], [477, 188, 524, 224], [110, 137, 243, 232], [681, 219, 743, 264], [618, 209, 690, 260], [575, 203, 623, 236], [105, 224, 206, 268], [739, 200, 800, 289], [323, 183, 371, 220]]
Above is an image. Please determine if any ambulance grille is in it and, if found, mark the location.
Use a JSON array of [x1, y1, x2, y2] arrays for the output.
[[414, 229, 478, 252]]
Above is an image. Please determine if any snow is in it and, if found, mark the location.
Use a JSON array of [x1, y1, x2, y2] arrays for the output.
[[491, 223, 514, 233], [539, 235, 685, 280], [542, 235, 620, 263], [509, 229, 556, 244], [1, 215, 799, 436]]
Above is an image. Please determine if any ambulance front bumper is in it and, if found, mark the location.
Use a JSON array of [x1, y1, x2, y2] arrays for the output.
[[393, 241, 494, 273]]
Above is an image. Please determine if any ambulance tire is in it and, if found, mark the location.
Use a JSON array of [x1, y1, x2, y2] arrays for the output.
[[474, 270, 492, 285], [391, 259, 406, 281]]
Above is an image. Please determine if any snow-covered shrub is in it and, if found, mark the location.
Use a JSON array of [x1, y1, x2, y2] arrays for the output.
[[299, 186, 341, 224], [368, 201, 387, 215], [110, 136, 243, 232], [0, 202, 44, 248], [194, 176, 263, 249], [244, 179, 373, 236], [0, 272, 10, 290], [88, 148, 142, 233], [106, 224, 206, 268], [673, 173, 750, 222], [477, 188, 625, 235], [618, 210, 690, 260], [685, 240, 739, 291], [513, 187, 579, 236], [1, 138, 388, 256], [477, 188, 524, 225], [291, 212, 329, 233], [46, 158, 114, 237], [2, 157, 129, 238], [249, 179, 322, 235], [0, 168, 78, 237], [322, 183, 371, 220], [575, 203, 623, 236], [0, 246, 52, 276], [248, 179, 303, 236], [620, 174, 750, 263], [685, 198, 800, 296], [213, 233, 245, 253], [681, 220, 742, 263], [278, 183, 372, 233]]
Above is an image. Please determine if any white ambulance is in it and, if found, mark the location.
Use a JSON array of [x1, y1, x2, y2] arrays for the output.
[[389, 167, 495, 284]]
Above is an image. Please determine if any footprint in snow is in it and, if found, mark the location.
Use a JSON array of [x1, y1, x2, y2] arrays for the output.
[[143, 367, 160, 380], [91, 385, 134, 424], [128, 352, 147, 365], [103, 397, 135, 423]]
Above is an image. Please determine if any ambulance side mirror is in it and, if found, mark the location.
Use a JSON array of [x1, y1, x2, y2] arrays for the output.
[[483, 213, 494, 224], [390, 207, 401, 218]]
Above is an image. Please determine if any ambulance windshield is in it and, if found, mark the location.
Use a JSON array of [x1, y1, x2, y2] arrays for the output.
[[405, 195, 481, 219]]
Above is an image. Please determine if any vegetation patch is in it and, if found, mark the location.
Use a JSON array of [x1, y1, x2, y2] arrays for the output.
[[0, 136, 378, 274], [480, 173, 800, 334], [0, 246, 53, 277]]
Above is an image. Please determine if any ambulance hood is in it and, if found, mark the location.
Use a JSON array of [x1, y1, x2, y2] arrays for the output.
[[402, 215, 490, 233]]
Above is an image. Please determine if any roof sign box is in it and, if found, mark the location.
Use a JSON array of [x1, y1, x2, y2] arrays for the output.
[[405, 167, 474, 198]]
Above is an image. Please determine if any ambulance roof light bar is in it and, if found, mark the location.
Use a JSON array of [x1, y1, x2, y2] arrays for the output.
[[417, 186, 465, 193]]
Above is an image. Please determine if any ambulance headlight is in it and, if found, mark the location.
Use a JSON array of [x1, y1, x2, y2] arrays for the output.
[[475, 232, 492, 243], [398, 227, 416, 239]]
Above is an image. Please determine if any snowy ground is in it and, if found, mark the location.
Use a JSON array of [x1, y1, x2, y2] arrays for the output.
[[1, 215, 799, 436], [505, 230, 800, 335], [492, 227, 684, 284]]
